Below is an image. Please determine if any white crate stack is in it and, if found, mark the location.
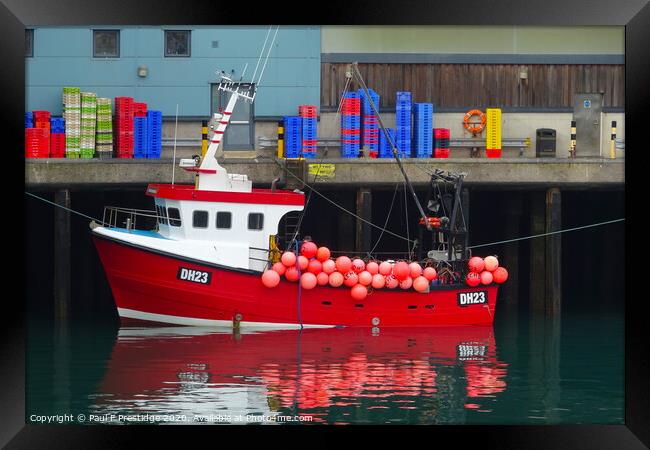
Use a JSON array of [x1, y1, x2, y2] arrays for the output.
[[63, 87, 81, 158], [96, 98, 113, 158], [80, 92, 97, 158]]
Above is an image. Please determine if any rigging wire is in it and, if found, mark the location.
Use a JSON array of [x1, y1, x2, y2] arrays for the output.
[[262, 156, 416, 244], [287, 75, 352, 248], [468, 218, 625, 249], [367, 183, 399, 258]]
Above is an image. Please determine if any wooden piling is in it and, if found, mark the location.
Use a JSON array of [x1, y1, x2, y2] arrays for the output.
[[529, 191, 546, 314], [545, 188, 562, 316], [355, 188, 372, 255], [529, 188, 562, 316], [502, 191, 523, 311], [54, 189, 71, 323]]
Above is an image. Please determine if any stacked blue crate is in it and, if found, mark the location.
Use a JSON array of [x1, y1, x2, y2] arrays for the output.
[[283, 116, 302, 158], [341, 92, 361, 158], [359, 89, 380, 155], [50, 117, 65, 133], [147, 111, 162, 158], [301, 117, 317, 159], [379, 128, 397, 158], [134, 117, 148, 158], [25, 112, 33, 128], [413, 103, 433, 158], [395, 91, 412, 158]]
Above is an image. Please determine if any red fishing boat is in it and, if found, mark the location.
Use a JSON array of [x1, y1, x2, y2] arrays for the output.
[[92, 64, 505, 329]]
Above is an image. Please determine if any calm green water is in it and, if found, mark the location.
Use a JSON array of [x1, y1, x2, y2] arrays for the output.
[[26, 307, 623, 425]]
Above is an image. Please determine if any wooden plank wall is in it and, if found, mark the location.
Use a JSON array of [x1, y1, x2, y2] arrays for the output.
[[321, 63, 625, 109]]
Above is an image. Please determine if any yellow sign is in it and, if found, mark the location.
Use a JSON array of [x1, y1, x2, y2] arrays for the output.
[[308, 164, 336, 178]]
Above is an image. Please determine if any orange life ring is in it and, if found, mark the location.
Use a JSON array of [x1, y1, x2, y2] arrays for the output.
[[463, 109, 486, 134]]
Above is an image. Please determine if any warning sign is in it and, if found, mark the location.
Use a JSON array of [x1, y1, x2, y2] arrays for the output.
[[308, 164, 335, 178]]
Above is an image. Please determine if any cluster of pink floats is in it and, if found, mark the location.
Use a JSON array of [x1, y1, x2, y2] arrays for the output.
[[261, 241, 508, 300], [465, 256, 509, 287]]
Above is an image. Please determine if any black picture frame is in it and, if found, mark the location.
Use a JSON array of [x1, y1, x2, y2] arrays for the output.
[[7, 0, 648, 447]]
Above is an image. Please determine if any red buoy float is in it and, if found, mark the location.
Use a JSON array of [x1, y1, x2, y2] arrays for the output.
[[399, 276, 413, 290], [466, 272, 481, 287], [379, 261, 393, 276], [409, 262, 422, 278], [322, 259, 336, 274], [316, 272, 330, 286], [358, 271, 373, 286], [297, 255, 309, 271], [262, 270, 280, 288], [493, 267, 509, 284], [307, 259, 323, 275], [281, 252, 296, 267], [336, 256, 352, 274], [343, 271, 359, 287], [300, 272, 317, 289], [480, 270, 493, 285], [285, 266, 300, 282], [423, 267, 437, 281], [413, 276, 429, 293], [350, 284, 368, 300], [272, 262, 286, 276], [468, 256, 485, 273], [316, 246, 331, 262], [385, 274, 399, 289], [393, 261, 410, 281], [484, 256, 499, 272], [329, 271, 344, 287], [371, 273, 386, 289], [300, 241, 318, 259], [352, 258, 366, 273], [366, 261, 379, 275]]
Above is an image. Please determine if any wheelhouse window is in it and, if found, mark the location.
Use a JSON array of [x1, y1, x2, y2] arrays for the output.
[[164, 30, 191, 57], [216, 212, 232, 229], [93, 30, 120, 58], [161, 207, 169, 225], [193, 210, 208, 228], [25, 29, 33, 57], [248, 213, 264, 230], [168, 208, 181, 227]]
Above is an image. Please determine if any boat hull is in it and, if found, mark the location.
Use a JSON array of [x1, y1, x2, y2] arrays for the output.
[[93, 233, 499, 328]]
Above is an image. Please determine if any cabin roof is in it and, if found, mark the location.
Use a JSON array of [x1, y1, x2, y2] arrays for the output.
[[146, 183, 305, 206]]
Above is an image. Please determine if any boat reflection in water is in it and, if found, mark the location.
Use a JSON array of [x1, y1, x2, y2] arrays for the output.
[[92, 326, 508, 424]]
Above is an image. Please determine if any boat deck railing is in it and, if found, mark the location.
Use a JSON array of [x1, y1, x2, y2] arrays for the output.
[[102, 206, 161, 230]]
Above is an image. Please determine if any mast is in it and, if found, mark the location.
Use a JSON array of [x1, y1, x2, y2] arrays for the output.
[[350, 62, 432, 232]]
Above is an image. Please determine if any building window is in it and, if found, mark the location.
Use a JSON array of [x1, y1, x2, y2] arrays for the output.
[[165, 30, 191, 57], [168, 208, 182, 227], [93, 30, 120, 58], [25, 29, 33, 57], [248, 213, 264, 230], [216, 212, 232, 229], [193, 210, 208, 228]]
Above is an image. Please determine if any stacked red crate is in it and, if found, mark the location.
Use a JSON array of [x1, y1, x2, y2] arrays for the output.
[[25, 128, 50, 158], [134, 102, 148, 117], [114, 97, 134, 158], [50, 133, 66, 157]]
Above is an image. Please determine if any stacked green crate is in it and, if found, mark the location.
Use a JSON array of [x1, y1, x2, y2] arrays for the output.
[[63, 87, 81, 158], [96, 98, 113, 158], [80, 92, 97, 158]]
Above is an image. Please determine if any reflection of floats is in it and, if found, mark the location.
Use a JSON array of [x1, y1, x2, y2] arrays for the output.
[[95, 326, 508, 422]]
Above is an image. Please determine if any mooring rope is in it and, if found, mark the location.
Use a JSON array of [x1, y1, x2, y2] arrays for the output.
[[468, 218, 625, 249], [25, 191, 104, 224]]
